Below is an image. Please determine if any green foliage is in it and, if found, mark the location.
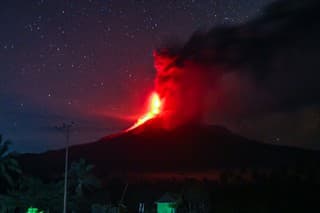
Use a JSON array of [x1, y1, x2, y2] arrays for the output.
[[1, 176, 64, 212], [68, 158, 101, 212], [0, 134, 22, 192], [69, 158, 101, 197], [0, 156, 101, 212]]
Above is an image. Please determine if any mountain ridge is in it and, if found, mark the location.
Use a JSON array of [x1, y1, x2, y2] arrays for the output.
[[18, 120, 320, 179]]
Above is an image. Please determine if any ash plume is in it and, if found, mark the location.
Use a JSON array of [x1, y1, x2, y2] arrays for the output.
[[153, 0, 320, 135]]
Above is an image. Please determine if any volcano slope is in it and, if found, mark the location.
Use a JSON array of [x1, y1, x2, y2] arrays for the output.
[[19, 119, 320, 179]]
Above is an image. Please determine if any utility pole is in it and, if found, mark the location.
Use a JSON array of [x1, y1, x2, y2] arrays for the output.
[[56, 122, 74, 213]]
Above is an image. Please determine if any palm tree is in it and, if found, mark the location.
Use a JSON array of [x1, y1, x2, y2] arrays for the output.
[[0, 134, 21, 192], [69, 158, 100, 197], [68, 159, 101, 212]]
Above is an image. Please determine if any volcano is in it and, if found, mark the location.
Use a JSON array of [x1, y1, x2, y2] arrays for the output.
[[19, 119, 319, 180]]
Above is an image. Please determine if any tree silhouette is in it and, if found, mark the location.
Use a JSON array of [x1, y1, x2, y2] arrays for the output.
[[69, 158, 100, 197], [1, 176, 64, 212], [0, 134, 21, 192], [68, 158, 101, 211]]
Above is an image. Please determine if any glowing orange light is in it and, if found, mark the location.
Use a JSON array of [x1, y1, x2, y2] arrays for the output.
[[127, 92, 162, 131]]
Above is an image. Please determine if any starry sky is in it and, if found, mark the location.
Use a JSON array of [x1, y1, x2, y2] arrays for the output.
[[3, 0, 318, 153]]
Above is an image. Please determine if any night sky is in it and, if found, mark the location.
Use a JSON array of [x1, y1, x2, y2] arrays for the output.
[[2, 0, 319, 153]]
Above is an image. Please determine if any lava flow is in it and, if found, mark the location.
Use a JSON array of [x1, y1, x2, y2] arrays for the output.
[[127, 92, 162, 131]]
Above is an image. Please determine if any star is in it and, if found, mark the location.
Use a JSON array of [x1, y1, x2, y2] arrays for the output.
[[1, 0, 298, 153]]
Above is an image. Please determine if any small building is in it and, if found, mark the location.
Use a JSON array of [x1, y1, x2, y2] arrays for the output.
[[155, 193, 177, 213]]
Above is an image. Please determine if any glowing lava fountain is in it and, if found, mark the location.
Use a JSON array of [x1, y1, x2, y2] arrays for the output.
[[127, 92, 162, 131]]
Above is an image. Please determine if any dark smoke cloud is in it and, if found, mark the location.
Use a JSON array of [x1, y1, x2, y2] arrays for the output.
[[154, 0, 320, 148]]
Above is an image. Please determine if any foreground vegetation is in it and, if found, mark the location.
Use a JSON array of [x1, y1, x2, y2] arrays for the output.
[[0, 134, 319, 212]]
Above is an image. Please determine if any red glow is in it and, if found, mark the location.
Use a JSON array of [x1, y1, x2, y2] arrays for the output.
[[127, 92, 162, 131]]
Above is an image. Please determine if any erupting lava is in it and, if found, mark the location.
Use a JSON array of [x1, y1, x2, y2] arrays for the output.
[[127, 92, 162, 131], [126, 48, 205, 131]]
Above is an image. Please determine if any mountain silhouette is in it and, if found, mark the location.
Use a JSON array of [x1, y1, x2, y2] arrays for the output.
[[19, 119, 320, 179]]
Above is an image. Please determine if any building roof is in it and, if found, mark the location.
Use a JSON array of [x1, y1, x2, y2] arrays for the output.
[[156, 192, 178, 203]]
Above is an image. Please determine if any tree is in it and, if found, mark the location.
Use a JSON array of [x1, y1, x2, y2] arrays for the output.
[[0, 134, 21, 192], [68, 159, 101, 212], [69, 158, 100, 197], [1, 176, 64, 212]]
